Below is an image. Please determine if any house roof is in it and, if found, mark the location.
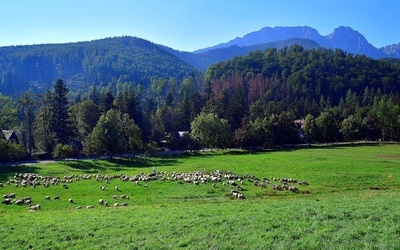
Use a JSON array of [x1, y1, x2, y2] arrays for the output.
[[1, 130, 17, 141]]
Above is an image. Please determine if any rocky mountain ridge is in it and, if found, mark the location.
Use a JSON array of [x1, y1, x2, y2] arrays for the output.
[[194, 26, 397, 59]]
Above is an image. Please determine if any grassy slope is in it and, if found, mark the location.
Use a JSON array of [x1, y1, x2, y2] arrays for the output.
[[1, 143, 400, 249]]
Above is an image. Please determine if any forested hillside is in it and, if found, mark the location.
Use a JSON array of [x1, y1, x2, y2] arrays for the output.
[[0, 36, 201, 96], [206, 45, 400, 118], [201, 45, 400, 146]]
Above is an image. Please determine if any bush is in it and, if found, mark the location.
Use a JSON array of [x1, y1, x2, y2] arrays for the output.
[[53, 144, 78, 158], [0, 138, 25, 166]]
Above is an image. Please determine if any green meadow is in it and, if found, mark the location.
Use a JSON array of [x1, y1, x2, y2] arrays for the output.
[[1, 143, 400, 249]]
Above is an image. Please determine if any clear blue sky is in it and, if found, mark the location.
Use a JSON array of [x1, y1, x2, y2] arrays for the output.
[[1, 0, 399, 52]]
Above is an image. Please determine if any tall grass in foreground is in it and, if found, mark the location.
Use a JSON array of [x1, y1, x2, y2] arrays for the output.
[[1, 144, 400, 249]]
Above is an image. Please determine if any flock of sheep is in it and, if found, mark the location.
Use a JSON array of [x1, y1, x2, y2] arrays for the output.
[[1, 170, 309, 212]]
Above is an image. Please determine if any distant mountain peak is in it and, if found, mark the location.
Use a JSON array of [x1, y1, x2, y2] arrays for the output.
[[195, 25, 392, 59], [380, 42, 400, 57], [195, 26, 321, 53]]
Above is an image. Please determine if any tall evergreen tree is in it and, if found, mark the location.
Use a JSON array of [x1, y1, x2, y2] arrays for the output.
[[34, 92, 56, 154], [50, 79, 72, 144], [0, 93, 17, 129], [99, 90, 115, 114], [17, 91, 37, 157]]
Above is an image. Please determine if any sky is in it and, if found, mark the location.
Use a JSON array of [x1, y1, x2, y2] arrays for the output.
[[1, 0, 399, 52]]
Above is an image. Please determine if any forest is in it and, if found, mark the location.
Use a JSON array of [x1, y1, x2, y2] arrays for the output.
[[1, 45, 400, 163]]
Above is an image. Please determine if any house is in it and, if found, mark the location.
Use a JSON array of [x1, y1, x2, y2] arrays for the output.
[[160, 131, 189, 150], [1, 130, 20, 144]]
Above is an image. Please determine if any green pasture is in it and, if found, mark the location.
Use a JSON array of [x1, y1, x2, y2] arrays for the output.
[[1, 143, 400, 249]]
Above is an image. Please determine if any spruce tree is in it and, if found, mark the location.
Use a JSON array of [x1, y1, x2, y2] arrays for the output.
[[50, 79, 72, 144]]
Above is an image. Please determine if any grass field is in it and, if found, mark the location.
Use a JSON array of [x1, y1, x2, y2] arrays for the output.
[[1, 143, 400, 249]]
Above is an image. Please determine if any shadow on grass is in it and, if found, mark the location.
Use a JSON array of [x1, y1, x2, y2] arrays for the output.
[[263, 142, 384, 153], [171, 142, 386, 158], [0, 165, 41, 182], [58, 156, 181, 172]]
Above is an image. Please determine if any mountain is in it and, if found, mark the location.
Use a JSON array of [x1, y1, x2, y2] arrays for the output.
[[195, 26, 390, 59], [380, 43, 400, 57], [0, 36, 201, 96], [195, 26, 323, 53], [162, 38, 320, 71], [326, 26, 386, 58]]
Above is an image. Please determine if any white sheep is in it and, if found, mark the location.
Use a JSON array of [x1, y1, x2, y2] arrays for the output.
[[86, 205, 94, 209], [68, 198, 73, 203], [28, 204, 40, 211], [1, 198, 11, 204]]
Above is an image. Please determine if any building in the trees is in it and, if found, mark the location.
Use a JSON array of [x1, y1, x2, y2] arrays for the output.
[[1, 130, 20, 144]]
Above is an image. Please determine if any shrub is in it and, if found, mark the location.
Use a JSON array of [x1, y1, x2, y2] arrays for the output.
[[53, 143, 77, 158]]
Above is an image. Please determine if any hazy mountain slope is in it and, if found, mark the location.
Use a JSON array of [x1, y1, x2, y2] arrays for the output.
[[162, 38, 320, 71]]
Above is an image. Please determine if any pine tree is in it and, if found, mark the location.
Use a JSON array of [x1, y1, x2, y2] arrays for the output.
[[99, 91, 115, 114], [50, 79, 72, 144], [17, 91, 37, 157]]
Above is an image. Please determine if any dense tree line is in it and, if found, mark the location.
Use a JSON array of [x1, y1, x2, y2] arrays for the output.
[[1, 45, 400, 162]]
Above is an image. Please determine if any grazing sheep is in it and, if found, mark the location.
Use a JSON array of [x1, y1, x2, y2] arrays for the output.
[[0, 182, 4, 187], [272, 184, 283, 191], [113, 203, 119, 207], [120, 202, 128, 207], [1, 198, 11, 204], [112, 195, 118, 200], [98, 199, 105, 205], [62, 184, 68, 189], [54, 196, 60, 200], [29, 204, 41, 211], [45, 196, 51, 200], [115, 186, 119, 191], [298, 180, 309, 185], [76, 206, 82, 210], [14, 199, 24, 205], [3, 193, 16, 199], [68, 198, 74, 203], [120, 195, 129, 200], [86, 205, 94, 209]]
